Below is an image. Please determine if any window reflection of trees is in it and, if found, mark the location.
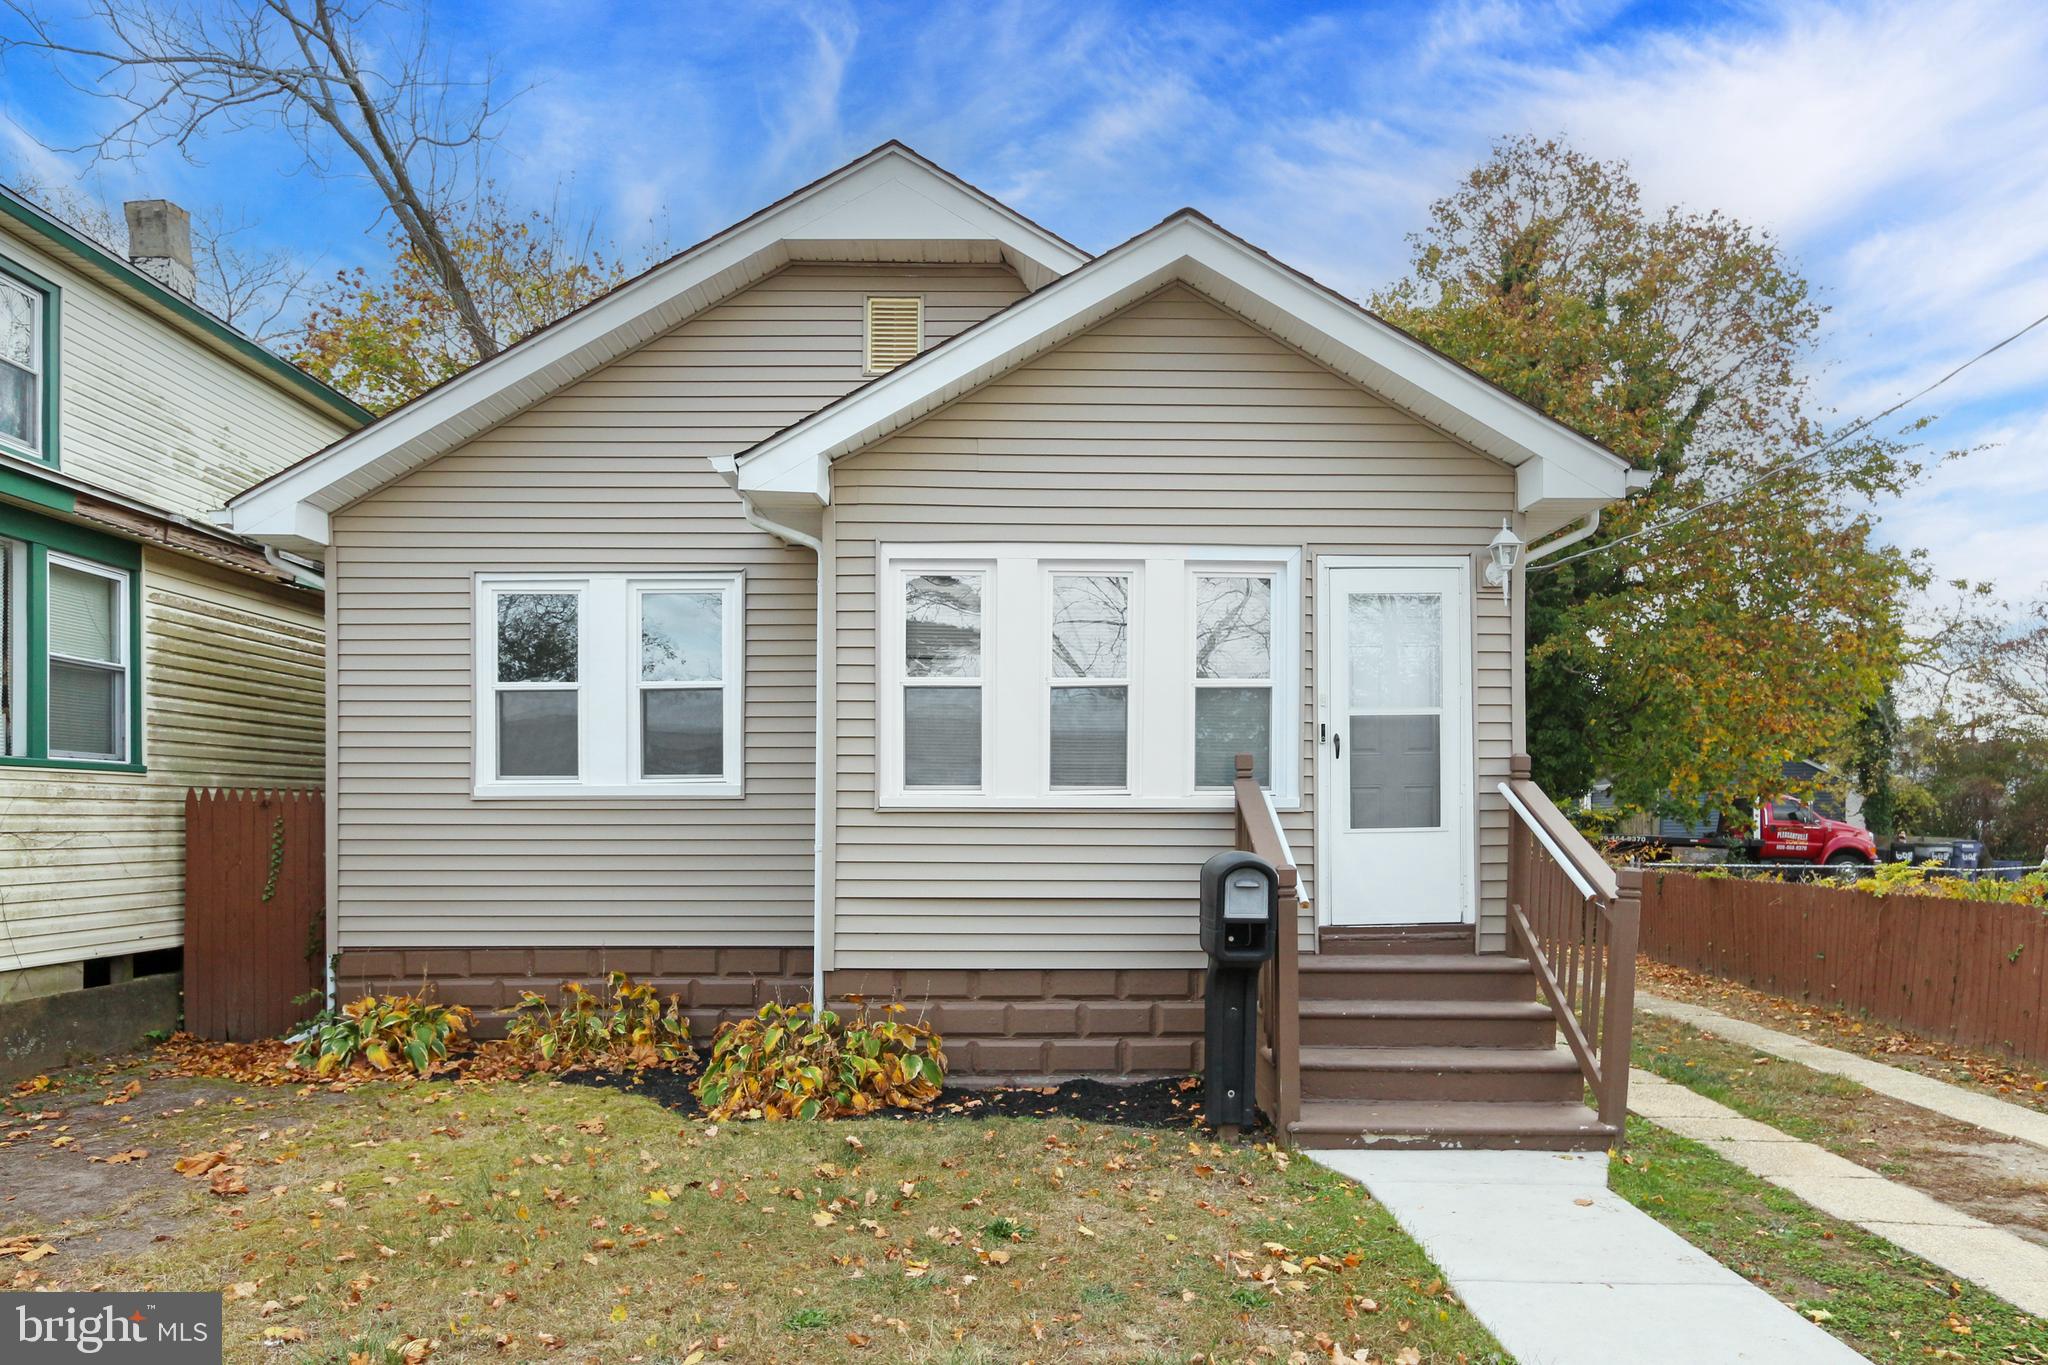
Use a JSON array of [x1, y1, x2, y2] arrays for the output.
[[497, 593, 577, 682], [1052, 574, 1129, 679], [905, 574, 982, 678]]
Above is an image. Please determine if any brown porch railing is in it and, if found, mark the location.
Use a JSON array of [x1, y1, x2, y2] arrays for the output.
[[1501, 754, 1640, 1137], [1234, 752, 1301, 1140]]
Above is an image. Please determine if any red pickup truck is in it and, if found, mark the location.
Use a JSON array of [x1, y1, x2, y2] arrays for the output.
[[1743, 797, 1878, 867]]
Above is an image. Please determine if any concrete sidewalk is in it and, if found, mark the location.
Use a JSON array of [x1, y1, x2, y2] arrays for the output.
[[1631, 1070, 2048, 1316], [1312, 1149, 1866, 1365], [1639, 991, 2048, 1152]]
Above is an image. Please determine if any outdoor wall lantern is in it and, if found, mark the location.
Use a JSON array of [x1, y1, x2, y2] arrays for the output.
[[1482, 519, 1523, 601]]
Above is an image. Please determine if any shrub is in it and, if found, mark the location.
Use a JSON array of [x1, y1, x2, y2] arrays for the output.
[[694, 1000, 945, 1120], [505, 971, 691, 1069], [292, 990, 471, 1077]]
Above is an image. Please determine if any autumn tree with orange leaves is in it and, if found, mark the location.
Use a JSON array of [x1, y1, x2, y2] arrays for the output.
[[1376, 137, 1929, 815]]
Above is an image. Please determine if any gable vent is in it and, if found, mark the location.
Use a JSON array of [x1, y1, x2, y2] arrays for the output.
[[864, 296, 923, 373]]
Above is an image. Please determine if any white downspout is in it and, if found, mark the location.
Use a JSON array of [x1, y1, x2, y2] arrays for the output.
[[724, 476, 829, 1010]]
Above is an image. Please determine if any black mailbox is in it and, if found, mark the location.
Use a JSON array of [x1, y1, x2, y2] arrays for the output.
[[1200, 851, 1279, 964], [1199, 850, 1279, 1132]]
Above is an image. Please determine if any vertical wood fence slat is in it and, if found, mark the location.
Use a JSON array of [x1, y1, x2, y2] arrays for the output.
[[184, 788, 325, 1042], [1638, 869, 2048, 1065]]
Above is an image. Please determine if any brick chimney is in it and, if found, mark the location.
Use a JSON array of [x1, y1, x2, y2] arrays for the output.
[[122, 199, 195, 299]]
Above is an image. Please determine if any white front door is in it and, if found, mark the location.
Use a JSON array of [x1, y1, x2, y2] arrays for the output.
[[1320, 561, 1474, 926]]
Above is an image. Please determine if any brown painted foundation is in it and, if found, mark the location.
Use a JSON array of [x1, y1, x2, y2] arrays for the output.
[[335, 948, 1203, 1080]]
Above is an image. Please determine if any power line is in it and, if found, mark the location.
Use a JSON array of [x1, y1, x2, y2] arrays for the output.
[[1531, 308, 2048, 573]]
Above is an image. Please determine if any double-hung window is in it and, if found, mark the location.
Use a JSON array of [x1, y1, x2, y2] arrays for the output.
[[476, 573, 742, 797], [1048, 571, 1131, 789], [0, 255, 57, 464], [900, 571, 984, 789], [881, 545, 1298, 807], [0, 509, 140, 769], [1193, 572, 1274, 788]]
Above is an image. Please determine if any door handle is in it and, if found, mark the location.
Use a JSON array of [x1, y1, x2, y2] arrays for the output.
[[1333, 731, 1341, 760]]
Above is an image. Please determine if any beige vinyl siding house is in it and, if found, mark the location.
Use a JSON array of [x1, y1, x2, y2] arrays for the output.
[[825, 284, 1519, 967], [0, 187, 361, 1012], [329, 262, 1026, 951], [231, 145, 1640, 1119]]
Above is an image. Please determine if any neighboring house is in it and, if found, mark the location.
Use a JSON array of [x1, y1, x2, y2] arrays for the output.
[[0, 187, 366, 1025], [229, 144, 1644, 1148]]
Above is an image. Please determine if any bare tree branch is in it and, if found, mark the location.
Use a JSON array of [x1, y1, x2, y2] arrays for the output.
[[0, 0, 513, 359]]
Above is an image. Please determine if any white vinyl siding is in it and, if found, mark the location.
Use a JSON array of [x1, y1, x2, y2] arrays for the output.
[[0, 223, 349, 512], [0, 552, 323, 971], [329, 262, 1028, 948], [829, 284, 1521, 968]]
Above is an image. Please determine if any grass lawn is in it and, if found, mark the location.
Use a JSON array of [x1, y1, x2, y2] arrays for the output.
[[1633, 1011, 2048, 1247], [1613, 1117, 2048, 1363], [1638, 958, 2048, 1114], [2, 1065, 1505, 1364]]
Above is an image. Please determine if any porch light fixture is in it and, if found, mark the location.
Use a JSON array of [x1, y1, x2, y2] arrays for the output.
[[1482, 519, 1522, 601]]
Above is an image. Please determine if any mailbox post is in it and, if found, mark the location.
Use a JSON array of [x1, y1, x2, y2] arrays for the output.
[[1199, 850, 1279, 1132]]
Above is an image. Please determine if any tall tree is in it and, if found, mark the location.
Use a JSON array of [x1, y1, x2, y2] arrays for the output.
[[2, 0, 506, 359], [292, 189, 639, 413], [1375, 137, 1927, 814]]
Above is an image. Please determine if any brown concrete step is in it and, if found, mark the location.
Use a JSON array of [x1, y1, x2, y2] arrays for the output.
[[1290, 1099, 1615, 1151], [1298, 953, 1538, 1002], [1298, 1044, 1583, 1102], [1297, 998, 1556, 1048], [1318, 925, 1476, 957]]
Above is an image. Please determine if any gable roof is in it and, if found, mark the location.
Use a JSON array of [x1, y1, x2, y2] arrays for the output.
[[0, 184, 371, 429], [225, 143, 1090, 552], [734, 210, 1642, 533]]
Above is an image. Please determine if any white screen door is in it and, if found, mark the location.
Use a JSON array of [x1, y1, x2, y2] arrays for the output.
[[1322, 562, 1473, 925]]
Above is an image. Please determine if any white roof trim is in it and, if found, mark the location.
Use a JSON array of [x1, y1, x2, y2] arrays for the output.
[[735, 213, 1635, 511], [226, 144, 1089, 552]]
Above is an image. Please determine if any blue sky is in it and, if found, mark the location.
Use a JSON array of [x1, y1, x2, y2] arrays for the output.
[[3, 0, 2045, 610]]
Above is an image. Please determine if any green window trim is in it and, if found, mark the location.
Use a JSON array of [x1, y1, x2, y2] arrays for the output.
[[0, 502, 143, 774], [0, 250, 60, 469]]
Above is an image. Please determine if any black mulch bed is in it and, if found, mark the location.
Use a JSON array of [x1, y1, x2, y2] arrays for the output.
[[556, 1068, 1231, 1131]]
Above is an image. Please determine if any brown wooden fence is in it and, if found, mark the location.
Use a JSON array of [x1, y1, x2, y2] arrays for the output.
[[1639, 870, 2048, 1064], [185, 788, 324, 1041]]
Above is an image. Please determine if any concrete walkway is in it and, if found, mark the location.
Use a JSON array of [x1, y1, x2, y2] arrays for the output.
[[1631, 1070, 2048, 1316], [1312, 1149, 1866, 1364], [1639, 991, 2048, 1152]]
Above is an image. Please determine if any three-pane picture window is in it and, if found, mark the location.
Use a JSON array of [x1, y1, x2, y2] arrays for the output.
[[475, 573, 742, 797], [883, 547, 1298, 806]]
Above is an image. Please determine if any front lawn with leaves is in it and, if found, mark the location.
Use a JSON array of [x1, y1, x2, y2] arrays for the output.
[[1613, 1117, 2048, 1362], [3, 1067, 1503, 1363]]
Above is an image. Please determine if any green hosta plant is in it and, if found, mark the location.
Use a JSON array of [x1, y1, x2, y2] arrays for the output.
[[505, 971, 691, 1069], [694, 999, 946, 1120], [292, 990, 471, 1077]]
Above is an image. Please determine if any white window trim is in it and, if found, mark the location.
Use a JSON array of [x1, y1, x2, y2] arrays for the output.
[[45, 551, 131, 764], [473, 572, 744, 800], [0, 273, 43, 460], [878, 543, 1301, 811]]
